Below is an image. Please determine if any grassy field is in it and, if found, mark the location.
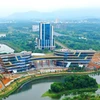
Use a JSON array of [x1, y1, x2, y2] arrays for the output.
[[42, 87, 98, 99]]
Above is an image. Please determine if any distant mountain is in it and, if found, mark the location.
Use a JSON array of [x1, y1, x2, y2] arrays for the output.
[[6, 8, 100, 20]]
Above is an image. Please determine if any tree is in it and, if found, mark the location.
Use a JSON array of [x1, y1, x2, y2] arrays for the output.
[[51, 82, 63, 93], [50, 75, 98, 93]]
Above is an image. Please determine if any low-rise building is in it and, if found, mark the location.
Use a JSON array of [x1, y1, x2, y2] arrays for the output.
[[54, 49, 96, 67], [0, 52, 34, 73]]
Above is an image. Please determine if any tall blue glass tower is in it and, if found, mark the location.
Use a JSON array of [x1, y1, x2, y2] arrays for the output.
[[38, 23, 55, 50]]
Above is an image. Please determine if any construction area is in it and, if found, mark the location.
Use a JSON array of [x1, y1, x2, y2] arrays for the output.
[[88, 52, 100, 69]]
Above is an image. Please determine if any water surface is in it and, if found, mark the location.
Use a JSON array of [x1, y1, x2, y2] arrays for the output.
[[3, 75, 100, 100], [4, 76, 64, 100]]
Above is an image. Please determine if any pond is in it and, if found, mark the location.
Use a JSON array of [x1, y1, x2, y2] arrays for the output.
[[3, 76, 65, 100], [3, 75, 100, 100]]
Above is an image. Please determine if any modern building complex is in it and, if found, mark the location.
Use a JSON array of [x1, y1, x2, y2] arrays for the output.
[[54, 49, 96, 67], [0, 52, 34, 73], [38, 23, 55, 50], [0, 49, 96, 73]]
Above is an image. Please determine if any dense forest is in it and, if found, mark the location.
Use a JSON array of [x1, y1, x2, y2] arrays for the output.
[[50, 75, 98, 93], [0, 21, 100, 53], [0, 22, 48, 53], [54, 23, 100, 50]]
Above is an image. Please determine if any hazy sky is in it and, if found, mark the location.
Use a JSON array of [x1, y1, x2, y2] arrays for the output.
[[0, 0, 100, 17]]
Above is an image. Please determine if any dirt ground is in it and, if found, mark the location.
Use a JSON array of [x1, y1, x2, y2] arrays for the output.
[[88, 52, 100, 69], [0, 83, 2, 89]]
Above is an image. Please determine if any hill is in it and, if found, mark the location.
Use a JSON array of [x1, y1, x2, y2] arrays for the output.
[[6, 8, 100, 20]]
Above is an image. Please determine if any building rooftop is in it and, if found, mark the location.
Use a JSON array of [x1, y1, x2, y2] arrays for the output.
[[55, 49, 96, 53], [0, 44, 14, 54], [0, 51, 32, 58], [31, 53, 45, 56]]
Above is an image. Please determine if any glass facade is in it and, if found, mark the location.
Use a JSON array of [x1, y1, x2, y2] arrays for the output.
[[54, 50, 95, 67], [39, 23, 54, 49], [0, 52, 34, 73]]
